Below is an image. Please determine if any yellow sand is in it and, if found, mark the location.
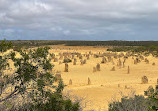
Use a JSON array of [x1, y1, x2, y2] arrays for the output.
[[4, 45, 158, 111], [49, 45, 158, 111]]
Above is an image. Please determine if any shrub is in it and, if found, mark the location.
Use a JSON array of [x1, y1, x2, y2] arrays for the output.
[[109, 85, 158, 111], [0, 40, 80, 111], [109, 95, 154, 111], [63, 58, 72, 63]]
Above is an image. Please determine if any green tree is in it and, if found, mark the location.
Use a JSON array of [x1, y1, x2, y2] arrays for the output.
[[0, 41, 80, 111]]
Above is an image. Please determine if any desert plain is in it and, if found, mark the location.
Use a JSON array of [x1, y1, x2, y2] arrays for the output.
[[40, 45, 158, 111], [2, 44, 156, 110]]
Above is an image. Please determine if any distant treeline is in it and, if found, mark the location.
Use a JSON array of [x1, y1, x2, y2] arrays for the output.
[[107, 46, 158, 52], [3, 40, 158, 47]]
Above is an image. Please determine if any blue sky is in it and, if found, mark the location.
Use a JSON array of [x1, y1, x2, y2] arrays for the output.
[[0, 0, 158, 40]]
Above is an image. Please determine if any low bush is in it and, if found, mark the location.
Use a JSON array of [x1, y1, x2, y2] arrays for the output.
[[63, 58, 72, 63]]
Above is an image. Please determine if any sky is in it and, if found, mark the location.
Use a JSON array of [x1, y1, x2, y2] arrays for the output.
[[0, 0, 158, 41]]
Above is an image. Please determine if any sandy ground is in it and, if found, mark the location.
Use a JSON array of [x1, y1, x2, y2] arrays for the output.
[[3, 45, 158, 111], [48, 45, 158, 111]]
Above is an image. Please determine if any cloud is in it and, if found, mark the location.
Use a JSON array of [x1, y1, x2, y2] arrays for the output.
[[0, 0, 158, 40], [63, 30, 70, 35]]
